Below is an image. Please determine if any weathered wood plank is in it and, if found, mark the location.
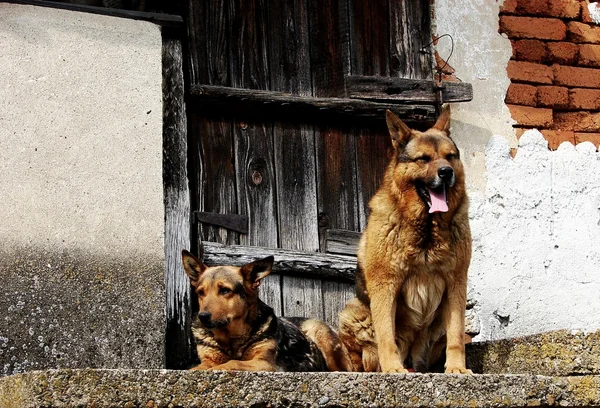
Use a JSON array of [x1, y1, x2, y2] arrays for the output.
[[347, 75, 473, 103], [324, 228, 361, 256], [193, 0, 238, 245], [348, 0, 390, 77], [229, 0, 281, 315], [202, 242, 357, 282], [348, 0, 394, 230], [162, 37, 192, 369], [268, 0, 323, 319], [308, 0, 359, 323], [189, 84, 435, 122], [310, 0, 359, 251], [322, 281, 356, 327], [194, 211, 248, 234], [6, 0, 184, 26], [389, 0, 433, 80]]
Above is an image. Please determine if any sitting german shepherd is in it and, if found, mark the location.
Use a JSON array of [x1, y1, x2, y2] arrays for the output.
[[181, 250, 351, 372], [339, 106, 472, 374]]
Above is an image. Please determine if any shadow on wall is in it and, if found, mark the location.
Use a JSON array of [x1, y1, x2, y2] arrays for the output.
[[469, 130, 600, 341], [451, 119, 494, 192]]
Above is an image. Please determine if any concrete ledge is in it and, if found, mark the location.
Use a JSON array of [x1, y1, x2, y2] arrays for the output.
[[1, 369, 600, 407], [468, 330, 600, 376]]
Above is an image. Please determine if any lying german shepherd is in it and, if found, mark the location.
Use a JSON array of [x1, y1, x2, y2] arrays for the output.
[[181, 250, 351, 372], [339, 105, 472, 374]]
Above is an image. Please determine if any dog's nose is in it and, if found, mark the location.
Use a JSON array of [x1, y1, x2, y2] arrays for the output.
[[198, 312, 211, 324], [438, 166, 454, 181]]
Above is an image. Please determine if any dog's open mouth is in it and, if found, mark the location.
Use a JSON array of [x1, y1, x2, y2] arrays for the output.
[[418, 184, 449, 213]]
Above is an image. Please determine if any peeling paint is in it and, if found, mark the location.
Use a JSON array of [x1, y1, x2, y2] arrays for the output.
[[470, 130, 600, 341]]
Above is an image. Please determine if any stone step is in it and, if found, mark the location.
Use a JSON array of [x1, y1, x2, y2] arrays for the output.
[[1, 369, 600, 408], [467, 330, 600, 376]]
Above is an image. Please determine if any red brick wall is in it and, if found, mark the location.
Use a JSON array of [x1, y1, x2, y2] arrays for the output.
[[500, 0, 600, 149]]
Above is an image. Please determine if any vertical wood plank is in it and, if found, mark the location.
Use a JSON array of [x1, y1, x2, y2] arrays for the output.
[[308, 0, 359, 324], [348, 0, 390, 77], [322, 281, 356, 327], [349, 0, 395, 229], [229, 0, 281, 315], [163, 36, 192, 369], [268, 0, 322, 319], [310, 0, 360, 244], [389, 0, 433, 80], [191, 0, 238, 245]]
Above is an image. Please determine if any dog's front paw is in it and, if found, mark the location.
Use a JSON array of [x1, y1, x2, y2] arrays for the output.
[[445, 366, 473, 374], [380, 361, 409, 374]]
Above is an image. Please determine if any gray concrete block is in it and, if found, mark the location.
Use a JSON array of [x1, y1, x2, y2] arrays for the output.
[[1, 369, 599, 407], [467, 329, 600, 376], [0, 248, 164, 375]]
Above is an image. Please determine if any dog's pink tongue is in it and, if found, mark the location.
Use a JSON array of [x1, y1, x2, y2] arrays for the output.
[[428, 186, 448, 213]]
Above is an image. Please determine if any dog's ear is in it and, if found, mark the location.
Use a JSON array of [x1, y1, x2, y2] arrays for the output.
[[181, 250, 207, 283], [432, 104, 451, 133], [386, 109, 412, 150], [241, 256, 274, 289]]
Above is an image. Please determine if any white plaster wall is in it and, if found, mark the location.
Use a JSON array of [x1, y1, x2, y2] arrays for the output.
[[0, 4, 163, 256], [434, 0, 515, 192], [470, 131, 600, 341], [434, 0, 600, 341]]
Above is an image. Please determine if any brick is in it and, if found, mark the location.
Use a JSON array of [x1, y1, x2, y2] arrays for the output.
[[554, 64, 600, 88], [546, 42, 579, 65], [554, 111, 600, 131], [507, 104, 553, 127], [516, 0, 548, 15], [548, 0, 581, 18], [569, 88, 600, 109], [575, 132, 600, 148], [540, 130, 576, 149], [507, 60, 554, 84], [581, 1, 600, 23], [514, 39, 547, 62], [578, 44, 600, 67], [537, 85, 569, 108], [500, 16, 567, 40], [506, 83, 538, 105], [500, 0, 518, 14], [567, 21, 600, 43]]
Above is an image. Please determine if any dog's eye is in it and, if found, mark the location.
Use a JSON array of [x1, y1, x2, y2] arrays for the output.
[[197, 289, 205, 297], [219, 287, 232, 295], [446, 153, 457, 161], [415, 155, 431, 163]]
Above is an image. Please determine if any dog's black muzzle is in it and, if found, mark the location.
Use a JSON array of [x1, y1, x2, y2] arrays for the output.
[[198, 312, 228, 329]]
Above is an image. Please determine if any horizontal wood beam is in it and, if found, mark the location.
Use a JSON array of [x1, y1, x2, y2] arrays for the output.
[[4, 0, 184, 27], [189, 84, 436, 123], [346, 76, 473, 104], [324, 229, 361, 256], [201, 242, 357, 282]]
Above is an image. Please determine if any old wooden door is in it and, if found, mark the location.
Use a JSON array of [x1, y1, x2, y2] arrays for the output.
[[167, 0, 471, 368]]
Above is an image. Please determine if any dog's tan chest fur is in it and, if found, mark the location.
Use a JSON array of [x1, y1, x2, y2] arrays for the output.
[[399, 271, 446, 330]]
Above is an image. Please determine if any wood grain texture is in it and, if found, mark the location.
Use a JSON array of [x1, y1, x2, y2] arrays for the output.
[[191, 0, 238, 245], [189, 85, 436, 122], [267, 0, 323, 319], [347, 75, 473, 103], [163, 37, 192, 369], [229, 0, 281, 315], [310, 0, 360, 253], [348, 0, 396, 230], [202, 242, 357, 282], [322, 281, 356, 327], [348, 0, 390, 77], [324, 228, 361, 256], [389, 0, 433, 80]]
